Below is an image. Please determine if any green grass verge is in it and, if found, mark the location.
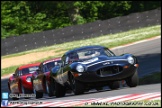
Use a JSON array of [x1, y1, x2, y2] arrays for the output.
[[139, 72, 161, 85], [1, 54, 61, 76], [79, 100, 161, 107], [1, 25, 161, 76], [1, 66, 18, 76]]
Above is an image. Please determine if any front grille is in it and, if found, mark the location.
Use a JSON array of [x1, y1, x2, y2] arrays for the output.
[[96, 66, 123, 76]]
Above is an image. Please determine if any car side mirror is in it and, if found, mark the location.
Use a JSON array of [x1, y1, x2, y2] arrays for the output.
[[36, 69, 41, 71], [61, 61, 65, 67], [36, 69, 41, 74], [59, 64, 62, 67], [65, 62, 68, 65], [13, 74, 16, 77]]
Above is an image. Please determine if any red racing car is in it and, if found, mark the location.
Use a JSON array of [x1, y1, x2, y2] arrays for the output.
[[8, 62, 40, 100], [32, 57, 62, 98]]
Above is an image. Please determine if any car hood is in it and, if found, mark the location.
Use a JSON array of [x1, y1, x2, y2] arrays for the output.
[[80, 55, 127, 65], [78, 55, 129, 72]]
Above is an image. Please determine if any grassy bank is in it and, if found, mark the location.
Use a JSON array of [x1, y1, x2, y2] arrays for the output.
[[1, 25, 161, 76], [2, 54, 61, 76]]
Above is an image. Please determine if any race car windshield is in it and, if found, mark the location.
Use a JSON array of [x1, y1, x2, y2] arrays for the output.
[[44, 60, 62, 72], [21, 66, 39, 75], [69, 48, 114, 62]]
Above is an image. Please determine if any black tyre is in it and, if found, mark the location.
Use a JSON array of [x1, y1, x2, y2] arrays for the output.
[[46, 78, 55, 97], [32, 83, 43, 99], [21, 85, 29, 99], [70, 74, 84, 95], [96, 87, 103, 91], [109, 81, 120, 90], [126, 71, 139, 87], [84, 89, 89, 92], [34, 89, 43, 99], [20, 82, 33, 99], [55, 81, 66, 98]]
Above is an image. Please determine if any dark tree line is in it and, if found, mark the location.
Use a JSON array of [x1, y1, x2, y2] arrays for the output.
[[1, 1, 161, 39]]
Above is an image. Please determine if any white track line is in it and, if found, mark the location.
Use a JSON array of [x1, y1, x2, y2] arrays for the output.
[[134, 93, 161, 101], [63, 98, 102, 107], [96, 94, 129, 103], [111, 92, 160, 102], [6, 92, 161, 107], [35, 101, 70, 107], [149, 97, 161, 100], [110, 36, 161, 50]]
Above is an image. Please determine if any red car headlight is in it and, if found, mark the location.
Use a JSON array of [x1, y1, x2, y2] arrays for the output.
[[26, 77, 32, 82]]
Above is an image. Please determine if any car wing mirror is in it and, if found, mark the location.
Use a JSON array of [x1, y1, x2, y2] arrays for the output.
[[13, 74, 16, 77], [61, 61, 65, 67], [65, 62, 68, 65], [36, 69, 41, 74]]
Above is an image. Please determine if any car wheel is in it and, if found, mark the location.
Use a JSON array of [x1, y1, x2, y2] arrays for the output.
[[96, 87, 103, 91], [21, 83, 26, 94], [55, 81, 66, 98], [109, 81, 120, 90], [35, 90, 43, 99], [126, 71, 139, 87], [46, 78, 55, 97], [70, 74, 84, 95], [21, 83, 29, 99], [84, 89, 89, 92], [32, 83, 43, 99], [20, 82, 31, 99]]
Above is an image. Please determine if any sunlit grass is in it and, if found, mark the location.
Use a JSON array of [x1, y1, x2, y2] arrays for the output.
[[1, 54, 61, 76]]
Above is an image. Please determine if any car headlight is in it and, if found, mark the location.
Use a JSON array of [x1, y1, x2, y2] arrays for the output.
[[127, 56, 134, 64], [26, 77, 32, 82], [76, 64, 84, 72]]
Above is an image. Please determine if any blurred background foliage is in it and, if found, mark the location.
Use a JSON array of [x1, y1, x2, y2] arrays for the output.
[[1, 1, 161, 39]]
